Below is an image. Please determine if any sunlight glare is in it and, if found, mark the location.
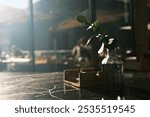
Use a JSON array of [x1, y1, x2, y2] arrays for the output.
[[0, 0, 40, 9]]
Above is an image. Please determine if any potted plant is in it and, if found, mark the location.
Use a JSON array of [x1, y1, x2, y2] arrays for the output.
[[77, 15, 124, 89]]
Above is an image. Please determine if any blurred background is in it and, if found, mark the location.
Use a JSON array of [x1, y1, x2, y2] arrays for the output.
[[0, 0, 149, 72]]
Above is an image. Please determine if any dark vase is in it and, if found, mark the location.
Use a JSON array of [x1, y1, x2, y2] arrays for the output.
[[98, 48, 124, 90]]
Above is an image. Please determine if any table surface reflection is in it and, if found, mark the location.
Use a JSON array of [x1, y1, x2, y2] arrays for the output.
[[0, 72, 150, 100]]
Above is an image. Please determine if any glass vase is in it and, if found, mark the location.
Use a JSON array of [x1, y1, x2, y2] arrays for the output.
[[98, 48, 124, 90]]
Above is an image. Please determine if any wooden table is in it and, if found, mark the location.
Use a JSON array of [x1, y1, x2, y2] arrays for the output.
[[0, 72, 150, 100]]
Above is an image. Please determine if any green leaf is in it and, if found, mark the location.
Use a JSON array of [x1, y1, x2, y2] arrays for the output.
[[77, 15, 90, 25], [92, 20, 105, 35], [76, 15, 118, 51]]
